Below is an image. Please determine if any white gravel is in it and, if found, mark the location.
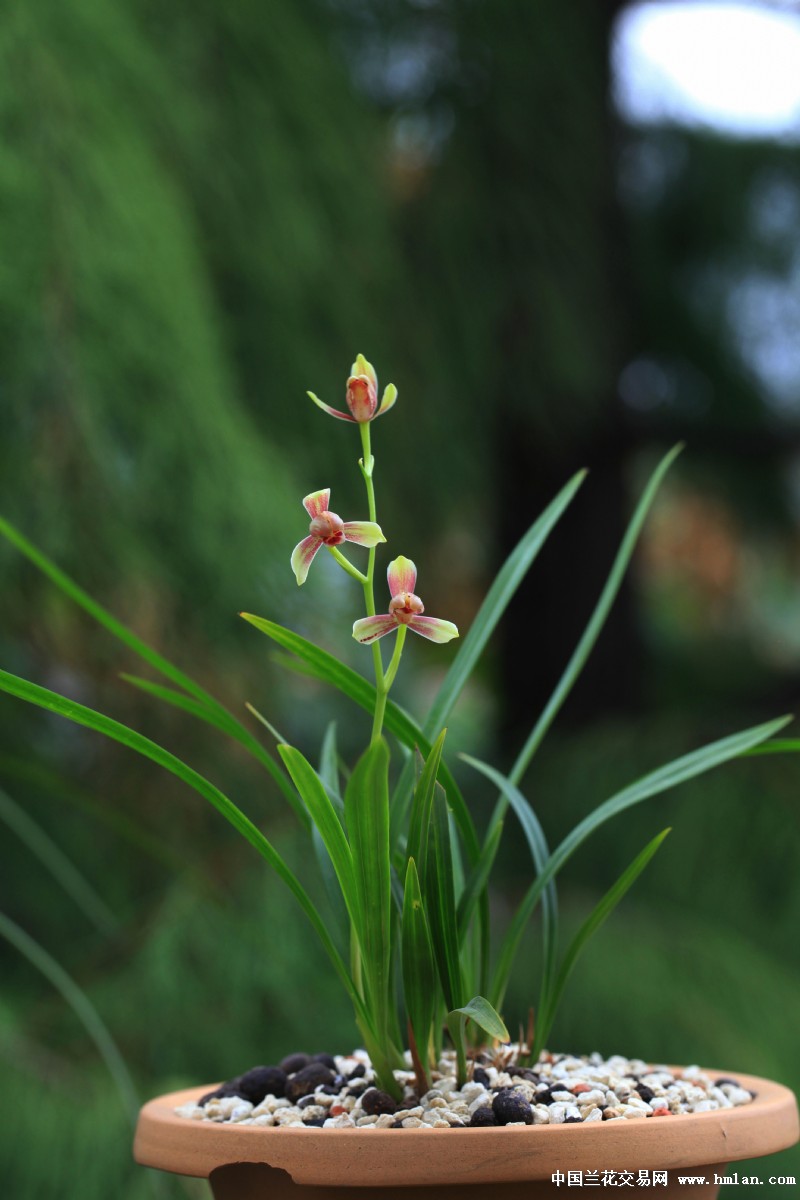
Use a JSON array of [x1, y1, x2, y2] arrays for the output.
[[174, 1047, 756, 1129]]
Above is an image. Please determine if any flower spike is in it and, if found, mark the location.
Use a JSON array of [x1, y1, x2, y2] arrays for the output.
[[307, 354, 398, 423], [353, 556, 459, 645], [291, 489, 385, 585]]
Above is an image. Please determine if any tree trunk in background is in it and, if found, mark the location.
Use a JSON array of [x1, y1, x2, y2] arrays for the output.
[[457, 0, 638, 751]]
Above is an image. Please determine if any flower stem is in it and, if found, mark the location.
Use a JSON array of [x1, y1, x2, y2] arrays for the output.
[[383, 624, 407, 692], [359, 423, 385, 694], [371, 625, 406, 743], [326, 544, 367, 584]]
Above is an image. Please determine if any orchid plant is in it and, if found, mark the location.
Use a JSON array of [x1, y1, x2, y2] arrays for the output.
[[0, 355, 790, 1101]]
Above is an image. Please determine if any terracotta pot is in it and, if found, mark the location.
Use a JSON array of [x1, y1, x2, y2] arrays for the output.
[[134, 1070, 798, 1198]]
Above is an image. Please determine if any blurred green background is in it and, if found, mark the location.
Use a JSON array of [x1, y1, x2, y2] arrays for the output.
[[1, 1, 799, 1196]]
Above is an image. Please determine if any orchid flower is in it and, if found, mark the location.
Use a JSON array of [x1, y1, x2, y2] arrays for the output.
[[291, 488, 385, 585], [307, 353, 398, 423], [352, 557, 459, 644]]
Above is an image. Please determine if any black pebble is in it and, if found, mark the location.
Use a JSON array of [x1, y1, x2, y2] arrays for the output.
[[347, 1063, 367, 1080], [312, 1053, 338, 1071], [472, 1067, 491, 1087], [280, 1052, 311, 1074], [492, 1088, 533, 1126], [360, 1088, 398, 1116], [303, 1117, 327, 1127], [636, 1085, 655, 1103], [198, 1080, 242, 1105], [390, 1120, 405, 1128], [535, 1088, 554, 1105], [714, 1077, 741, 1088], [235, 1066, 287, 1103], [286, 1063, 336, 1102], [320, 1084, 341, 1095], [469, 1106, 497, 1127], [347, 1081, 368, 1096], [564, 1115, 582, 1124], [513, 1069, 540, 1084], [297, 1095, 320, 1110]]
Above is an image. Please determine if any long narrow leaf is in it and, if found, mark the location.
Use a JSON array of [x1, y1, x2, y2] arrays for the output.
[[319, 722, 340, 796], [0, 667, 368, 1027], [0, 517, 218, 708], [122, 674, 305, 823], [401, 858, 437, 1080], [406, 729, 447, 877], [424, 784, 463, 1011], [0, 519, 295, 810], [424, 469, 587, 740], [456, 816, 504, 940], [460, 755, 558, 1012], [0, 910, 139, 1121], [0, 786, 118, 935], [535, 828, 670, 1055], [491, 714, 791, 1007], [345, 740, 393, 1039], [241, 613, 481, 865], [277, 745, 359, 934], [744, 739, 800, 755], [509, 444, 683, 785]]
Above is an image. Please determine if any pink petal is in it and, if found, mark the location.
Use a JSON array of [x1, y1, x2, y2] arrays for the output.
[[407, 615, 459, 644], [352, 614, 398, 644], [375, 383, 397, 419], [342, 521, 386, 548], [307, 391, 357, 422], [387, 556, 417, 598], [291, 535, 322, 586], [303, 488, 331, 519]]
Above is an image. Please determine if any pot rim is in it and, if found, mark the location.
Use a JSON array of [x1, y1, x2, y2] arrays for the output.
[[133, 1069, 799, 1188]]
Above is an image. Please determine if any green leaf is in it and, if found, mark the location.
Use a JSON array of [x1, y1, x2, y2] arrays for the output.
[[535, 829, 670, 1056], [319, 721, 340, 796], [424, 783, 463, 1012], [0, 516, 215, 707], [345, 740, 393, 1034], [744, 739, 800, 755], [401, 858, 437, 1071], [448, 995, 510, 1043], [510, 445, 683, 785], [491, 714, 791, 1008], [0, 910, 139, 1122], [311, 824, 349, 945], [459, 755, 558, 1015], [0, 518, 295, 811], [277, 745, 359, 934], [456, 815, 504, 940], [241, 613, 481, 866], [406, 729, 447, 878], [122, 675, 305, 825], [424, 469, 587, 740], [0, 666, 368, 1027], [0, 785, 118, 936]]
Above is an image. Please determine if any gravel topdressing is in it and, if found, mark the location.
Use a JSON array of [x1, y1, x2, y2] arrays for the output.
[[174, 1049, 756, 1129]]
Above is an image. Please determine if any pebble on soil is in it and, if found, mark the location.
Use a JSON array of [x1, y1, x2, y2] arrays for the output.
[[175, 1048, 756, 1130]]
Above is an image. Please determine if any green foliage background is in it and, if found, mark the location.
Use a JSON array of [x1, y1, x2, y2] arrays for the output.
[[1, 1, 798, 1196]]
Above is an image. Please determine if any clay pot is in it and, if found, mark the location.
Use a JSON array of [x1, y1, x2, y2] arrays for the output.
[[134, 1069, 799, 1199]]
